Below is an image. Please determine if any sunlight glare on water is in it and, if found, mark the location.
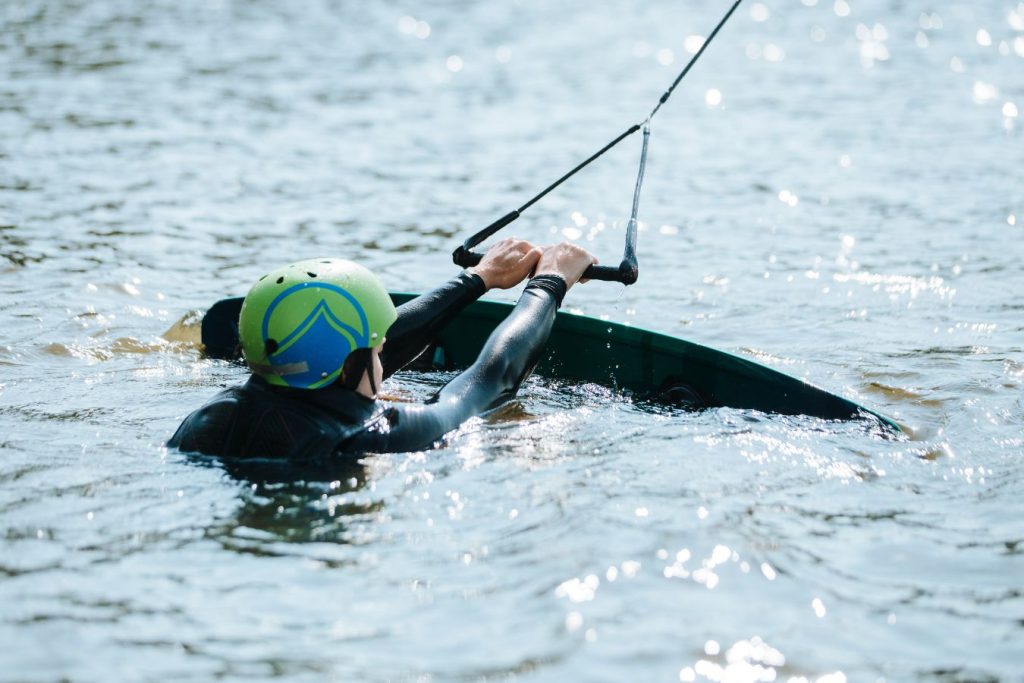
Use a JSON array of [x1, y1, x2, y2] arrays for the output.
[[1, 0, 1023, 681]]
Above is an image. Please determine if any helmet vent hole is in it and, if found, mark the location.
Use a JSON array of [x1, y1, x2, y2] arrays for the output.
[[321, 260, 331, 264], [259, 275, 267, 281], [264, 339, 279, 354], [276, 276, 284, 284], [307, 271, 317, 278]]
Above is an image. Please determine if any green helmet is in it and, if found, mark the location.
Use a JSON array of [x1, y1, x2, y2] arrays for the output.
[[238, 258, 397, 389]]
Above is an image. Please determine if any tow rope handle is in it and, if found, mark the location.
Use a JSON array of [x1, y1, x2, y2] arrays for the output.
[[454, 125, 650, 285], [450, 0, 743, 286]]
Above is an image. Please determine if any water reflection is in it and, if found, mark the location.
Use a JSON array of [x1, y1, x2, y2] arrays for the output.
[[677, 636, 791, 683], [174, 453, 384, 585], [3, 0, 1023, 680]]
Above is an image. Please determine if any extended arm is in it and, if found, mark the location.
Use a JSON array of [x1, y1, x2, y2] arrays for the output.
[[342, 241, 595, 455], [380, 272, 486, 379], [380, 238, 542, 378], [344, 276, 567, 454]]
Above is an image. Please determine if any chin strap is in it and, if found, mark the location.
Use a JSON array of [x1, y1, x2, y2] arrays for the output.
[[368, 359, 379, 397], [340, 348, 377, 395]]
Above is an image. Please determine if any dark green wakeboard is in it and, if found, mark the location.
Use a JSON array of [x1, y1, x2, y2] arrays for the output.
[[201, 293, 901, 432], [389, 293, 900, 432]]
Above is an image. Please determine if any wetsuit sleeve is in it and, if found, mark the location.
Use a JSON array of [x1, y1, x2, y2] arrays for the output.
[[344, 276, 568, 454], [379, 272, 486, 379]]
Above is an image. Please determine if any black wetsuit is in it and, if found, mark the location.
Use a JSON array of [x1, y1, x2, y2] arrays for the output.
[[168, 274, 567, 462]]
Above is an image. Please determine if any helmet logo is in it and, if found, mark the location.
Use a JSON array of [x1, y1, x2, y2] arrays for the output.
[[260, 283, 370, 388]]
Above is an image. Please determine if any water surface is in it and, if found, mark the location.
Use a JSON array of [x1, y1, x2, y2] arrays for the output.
[[2, 1, 1023, 681]]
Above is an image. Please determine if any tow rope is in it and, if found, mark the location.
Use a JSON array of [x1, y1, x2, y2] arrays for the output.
[[452, 0, 744, 284]]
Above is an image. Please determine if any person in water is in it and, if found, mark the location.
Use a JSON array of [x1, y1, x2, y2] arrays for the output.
[[168, 239, 598, 461]]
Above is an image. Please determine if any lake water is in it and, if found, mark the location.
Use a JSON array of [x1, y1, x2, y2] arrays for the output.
[[2, 0, 1022, 681]]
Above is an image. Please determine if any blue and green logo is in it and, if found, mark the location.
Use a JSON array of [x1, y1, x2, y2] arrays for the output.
[[261, 283, 370, 388]]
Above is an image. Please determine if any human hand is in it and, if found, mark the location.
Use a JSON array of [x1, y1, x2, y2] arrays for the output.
[[468, 238, 543, 290], [534, 242, 598, 289]]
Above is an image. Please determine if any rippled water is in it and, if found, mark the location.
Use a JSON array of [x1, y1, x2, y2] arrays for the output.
[[2, 0, 1023, 681]]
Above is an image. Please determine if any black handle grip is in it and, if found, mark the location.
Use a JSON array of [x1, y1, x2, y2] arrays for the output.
[[452, 247, 483, 268], [583, 262, 638, 284], [453, 248, 637, 285]]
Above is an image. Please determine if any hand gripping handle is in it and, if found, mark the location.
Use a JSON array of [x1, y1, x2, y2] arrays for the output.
[[452, 248, 638, 284]]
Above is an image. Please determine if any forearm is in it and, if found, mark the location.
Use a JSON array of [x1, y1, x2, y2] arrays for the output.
[[380, 272, 486, 378], [429, 275, 567, 414], [344, 276, 567, 454]]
